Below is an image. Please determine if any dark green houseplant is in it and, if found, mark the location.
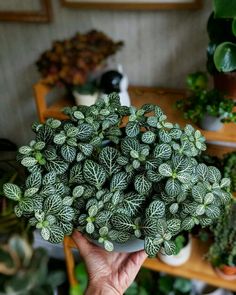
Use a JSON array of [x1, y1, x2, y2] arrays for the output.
[[207, 0, 236, 95], [208, 200, 236, 279], [2, 93, 231, 257], [176, 72, 236, 131]]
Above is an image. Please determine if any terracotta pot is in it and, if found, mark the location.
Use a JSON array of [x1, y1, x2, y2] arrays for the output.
[[158, 236, 192, 266], [215, 265, 236, 280], [214, 73, 236, 99]]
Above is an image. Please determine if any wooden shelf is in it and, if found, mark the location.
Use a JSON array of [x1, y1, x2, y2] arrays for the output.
[[143, 237, 236, 291], [64, 236, 236, 291], [34, 83, 236, 144]]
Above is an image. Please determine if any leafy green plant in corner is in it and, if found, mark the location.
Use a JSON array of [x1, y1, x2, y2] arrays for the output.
[[223, 151, 236, 192], [208, 200, 236, 268], [176, 71, 236, 124], [158, 275, 192, 295], [2, 93, 231, 257]]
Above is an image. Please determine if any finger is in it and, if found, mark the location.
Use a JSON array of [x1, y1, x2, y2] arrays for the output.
[[125, 250, 148, 270], [72, 231, 96, 258]]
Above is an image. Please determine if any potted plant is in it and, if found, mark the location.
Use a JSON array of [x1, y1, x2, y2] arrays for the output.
[[208, 200, 236, 280], [0, 235, 65, 295], [158, 232, 192, 266], [72, 81, 98, 106], [223, 151, 236, 193], [158, 275, 192, 295], [36, 30, 123, 104], [176, 72, 236, 131], [2, 93, 231, 257], [207, 0, 236, 97]]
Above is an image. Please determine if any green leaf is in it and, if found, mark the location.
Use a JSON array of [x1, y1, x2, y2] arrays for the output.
[[165, 179, 181, 197], [196, 164, 208, 181], [126, 121, 140, 137], [21, 157, 37, 167], [143, 218, 158, 236], [141, 131, 156, 144], [205, 205, 221, 219], [83, 160, 106, 189], [99, 147, 121, 176], [26, 172, 42, 188], [167, 219, 181, 234], [192, 184, 206, 203], [54, 133, 66, 145], [208, 166, 221, 183], [154, 144, 172, 160], [144, 237, 161, 257], [214, 42, 236, 72], [164, 240, 176, 255], [43, 171, 57, 185], [121, 138, 140, 155], [146, 200, 165, 218], [45, 159, 69, 175], [213, 0, 236, 18], [182, 217, 195, 231], [78, 143, 93, 156], [73, 186, 84, 198], [77, 123, 93, 140], [19, 197, 34, 212], [158, 163, 172, 177], [134, 174, 152, 195], [88, 205, 98, 217], [18, 145, 32, 155], [44, 195, 63, 214], [69, 164, 84, 184], [110, 172, 128, 191], [104, 240, 114, 252], [48, 225, 64, 243], [111, 214, 134, 232], [122, 193, 145, 216], [3, 183, 22, 201], [58, 206, 75, 222], [61, 145, 77, 162]]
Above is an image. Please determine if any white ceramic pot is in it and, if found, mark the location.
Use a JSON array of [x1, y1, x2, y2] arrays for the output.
[[91, 238, 144, 253], [199, 114, 223, 131], [73, 91, 98, 106], [158, 237, 192, 266]]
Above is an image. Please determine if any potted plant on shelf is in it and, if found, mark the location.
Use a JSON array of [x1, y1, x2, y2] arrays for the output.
[[36, 30, 123, 105], [176, 72, 236, 131], [158, 232, 192, 266], [207, 0, 236, 97], [158, 275, 192, 295], [208, 200, 236, 280], [223, 151, 236, 193], [2, 93, 231, 257]]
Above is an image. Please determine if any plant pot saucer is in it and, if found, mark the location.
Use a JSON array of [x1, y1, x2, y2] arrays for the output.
[[215, 267, 236, 280], [89, 237, 144, 253]]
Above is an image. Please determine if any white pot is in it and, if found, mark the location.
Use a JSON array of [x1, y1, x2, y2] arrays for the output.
[[73, 91, 98, 106], [199, 114, 223, 131], [158, 237, 192, 266], [91, 238, 144, 253]]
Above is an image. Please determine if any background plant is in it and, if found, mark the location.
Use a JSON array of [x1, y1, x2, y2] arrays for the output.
[[223, 152, 236, 192], [2, 93, 231, 257], [207, 0, 236, 74], [0, 235, 65, 295], [36, 30, 123, 88], [208, 200, 236, 267], [176, 72, 236, 124]]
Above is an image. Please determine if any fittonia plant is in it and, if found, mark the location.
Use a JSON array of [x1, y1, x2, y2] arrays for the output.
[[3, 94, 231, 256]]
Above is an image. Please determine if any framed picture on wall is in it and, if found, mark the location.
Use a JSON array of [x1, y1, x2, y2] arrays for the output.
[[61, 0, 202, 10], [0, 0, 52, 22]]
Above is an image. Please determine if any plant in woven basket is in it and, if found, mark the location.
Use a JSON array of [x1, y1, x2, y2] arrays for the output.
[[2, 93, 231, 257], [36, 30, 123, 88]]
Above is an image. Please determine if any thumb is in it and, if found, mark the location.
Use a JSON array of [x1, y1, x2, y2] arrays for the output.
[[72, 231, 95, 258]]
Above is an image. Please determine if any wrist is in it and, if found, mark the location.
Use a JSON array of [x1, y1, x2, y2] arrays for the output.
[[85, 283, 121, 295]]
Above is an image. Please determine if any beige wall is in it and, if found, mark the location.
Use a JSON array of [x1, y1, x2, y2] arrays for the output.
[[0, 0, 212, 145]]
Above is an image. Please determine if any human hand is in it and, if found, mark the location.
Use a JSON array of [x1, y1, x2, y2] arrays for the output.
[[72, 231, 147, 295]]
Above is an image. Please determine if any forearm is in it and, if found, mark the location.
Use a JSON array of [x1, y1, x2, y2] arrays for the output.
[[85, 284, 121, 295]]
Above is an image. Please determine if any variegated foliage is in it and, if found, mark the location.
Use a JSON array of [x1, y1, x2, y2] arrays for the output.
[[3, 93, 231, 255]]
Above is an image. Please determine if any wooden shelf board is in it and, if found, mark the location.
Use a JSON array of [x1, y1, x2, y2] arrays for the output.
[[143, 237, 236, 291], [41, 86, 236, 143], [128, 87, 236, 144]]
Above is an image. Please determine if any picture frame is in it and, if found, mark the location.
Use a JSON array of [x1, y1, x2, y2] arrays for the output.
[[0, 0, 52, 23], [61, 0, 202, 10]]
